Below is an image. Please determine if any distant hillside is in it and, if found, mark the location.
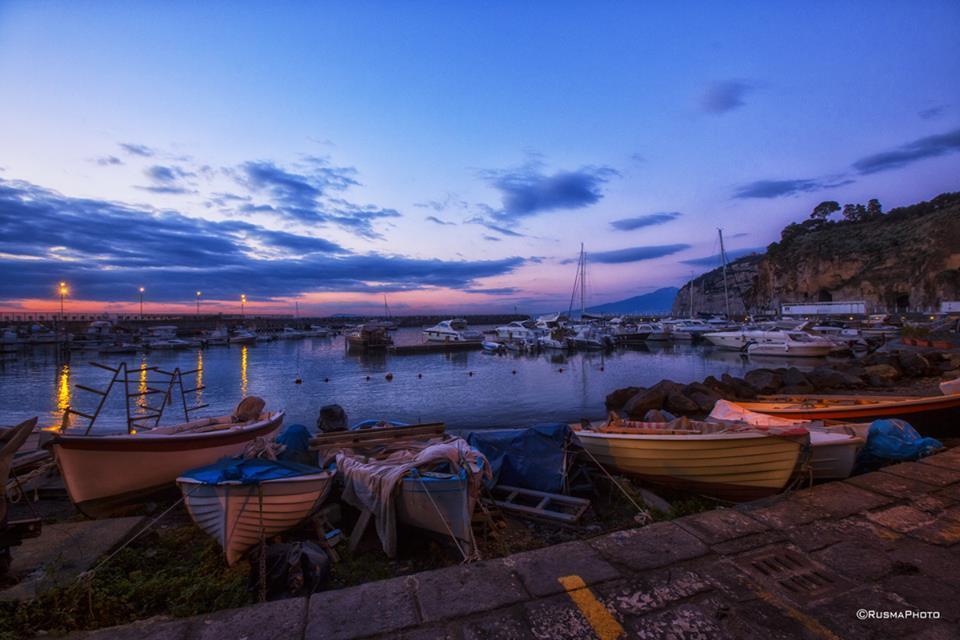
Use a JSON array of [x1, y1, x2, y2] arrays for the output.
[[673, 191, 960, 315], [587, 287, 679, 315]]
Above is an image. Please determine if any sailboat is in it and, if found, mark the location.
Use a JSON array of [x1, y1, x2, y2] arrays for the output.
[[381, 295, 397, 331]]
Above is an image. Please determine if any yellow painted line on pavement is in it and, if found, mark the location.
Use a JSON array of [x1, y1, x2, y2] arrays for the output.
[[749, 585, 843, 640], [558, 574, 625, 640]]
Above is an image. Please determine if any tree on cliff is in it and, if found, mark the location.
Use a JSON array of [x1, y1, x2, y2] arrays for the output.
[[842, 203, 868, 221], [810, 200, 840, 220], [867, 198, 883, 218]]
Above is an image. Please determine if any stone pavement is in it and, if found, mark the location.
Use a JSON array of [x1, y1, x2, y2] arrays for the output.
[[68, 449, 960, 639]]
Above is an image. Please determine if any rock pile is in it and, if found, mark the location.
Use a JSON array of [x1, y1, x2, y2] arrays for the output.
[[605, 349, 960, 420]]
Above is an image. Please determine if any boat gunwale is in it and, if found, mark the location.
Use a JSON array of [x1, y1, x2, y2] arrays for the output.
[[176, 469, 333, 487]]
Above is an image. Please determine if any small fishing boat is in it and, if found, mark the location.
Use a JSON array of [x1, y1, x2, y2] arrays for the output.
[[736, 392, 960, 433], [177, 458, 334, 565], [50, 402, 285, 517], [422, 319, 483, 343], [481, 340, 505, 353], [708, 400, 865, 480], [345, 323, 394, 352], [572, 415, 807, 501]]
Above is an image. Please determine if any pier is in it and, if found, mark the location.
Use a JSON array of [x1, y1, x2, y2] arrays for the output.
[[63, 446, 960, 639]]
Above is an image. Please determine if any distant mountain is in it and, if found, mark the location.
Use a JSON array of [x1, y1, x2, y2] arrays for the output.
[[586, 287, 679, 315]]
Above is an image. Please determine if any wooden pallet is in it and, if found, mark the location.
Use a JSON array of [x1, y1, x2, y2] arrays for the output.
[[490, 485, 590, 524], [309, 423, 445, 451]]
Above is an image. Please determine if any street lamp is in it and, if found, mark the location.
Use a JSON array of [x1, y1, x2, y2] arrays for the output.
[[58, 282, 68, 321], [241, 294, 246, 319], [196, 291, 202, 316], [139, 287, 145, 320]]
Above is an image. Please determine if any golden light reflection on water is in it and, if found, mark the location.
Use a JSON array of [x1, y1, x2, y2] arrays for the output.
[[55, 362, 71, 425], [196, 349, 204, 405], [136, 356, 149, 414], [240, 346, 248, 397]]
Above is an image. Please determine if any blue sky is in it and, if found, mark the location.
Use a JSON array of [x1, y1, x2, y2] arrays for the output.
[[0, 1, 958, 314]]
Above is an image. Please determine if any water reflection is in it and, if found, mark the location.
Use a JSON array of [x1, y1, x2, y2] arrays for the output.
[[136, 356, 149, 415], [240, 345, 248, 397], [196, 349, 204, 405], [55, 362, 70, 424]]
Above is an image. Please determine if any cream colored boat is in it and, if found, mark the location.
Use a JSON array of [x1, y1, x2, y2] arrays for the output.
[[573, 416, 807, 501], [178, 460, 334, 565], [50, 411, 284, 517]]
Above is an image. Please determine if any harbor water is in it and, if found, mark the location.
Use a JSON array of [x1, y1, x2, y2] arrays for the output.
[[0, 327, 829, 433]]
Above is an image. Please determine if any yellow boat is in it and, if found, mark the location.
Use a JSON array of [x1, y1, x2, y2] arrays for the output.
[[572, 416, 807, 502]]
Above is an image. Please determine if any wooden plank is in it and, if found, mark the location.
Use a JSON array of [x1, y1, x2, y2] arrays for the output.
[[491, 484, 590, 524], [310, 423, 445, 450], [349, 509, 373, 552]]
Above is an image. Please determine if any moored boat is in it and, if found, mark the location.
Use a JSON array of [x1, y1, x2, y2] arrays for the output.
[[50, 402, 285, 517], [345, 323, 394, 352], [572, 415, 807, 501], [422, 319, 483, 343], [177, 458, 334, 565], [746, 335, 833, 357]]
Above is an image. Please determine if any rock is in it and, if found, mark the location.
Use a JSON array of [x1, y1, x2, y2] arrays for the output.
[[623, 388, 666, 419], [720, 373, 758, 399], [781, 367, 811, 388], [897, 351, 931, 378], [807, 366, 864, 390], [744, 368, 783, 394], [605, 386, 643, 410], [665, 392, 700, 415], [863, 364, 900, 382], [862, 352, 900, 369], [924, 351, 947, 363], [643, 409, 676, 422], [779, 383, 815, 394], [702, 375, 737, 399], [686, 391, 719, 413], [942, 369, 960, 381], [317, 404, 348, 433]]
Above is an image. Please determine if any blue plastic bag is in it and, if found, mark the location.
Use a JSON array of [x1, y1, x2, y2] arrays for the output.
[[856, 419, 943, 472]]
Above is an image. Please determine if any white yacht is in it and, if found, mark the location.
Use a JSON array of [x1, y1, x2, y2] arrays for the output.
[[305, 325, 331, 337], [668, 319, 713, 341], [279, 326, 307, 339], [144, 325, 191, 350], [571, 326, 608, 350], [639, 322, 672, 341], [423, 319, 483, 343], [495, 320, 541, 342], [747, 333, 834, 357]]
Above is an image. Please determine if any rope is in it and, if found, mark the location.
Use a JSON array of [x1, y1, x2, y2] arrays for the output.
[[577, 443, 652, 524], [415, 475, 473, 563], [258, 485, 267, 603]]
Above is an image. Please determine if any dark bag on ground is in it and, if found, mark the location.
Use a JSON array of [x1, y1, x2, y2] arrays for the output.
[[248, 540, 330, 600]]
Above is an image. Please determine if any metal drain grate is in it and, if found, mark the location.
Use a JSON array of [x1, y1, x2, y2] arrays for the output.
[[735, 546, 852, 604]]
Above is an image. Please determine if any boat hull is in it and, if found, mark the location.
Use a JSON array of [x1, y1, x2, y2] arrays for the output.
[[574, 430, 802, 502], [178, 472, 333, 565], [51, 413, 284, 517], [399, 472, 475, 554]]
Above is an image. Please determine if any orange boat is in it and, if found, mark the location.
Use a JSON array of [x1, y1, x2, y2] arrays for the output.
[[737, 392, 960, 434]]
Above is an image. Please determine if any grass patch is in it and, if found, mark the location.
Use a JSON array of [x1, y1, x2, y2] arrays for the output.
[[0, 525, 251, 639]]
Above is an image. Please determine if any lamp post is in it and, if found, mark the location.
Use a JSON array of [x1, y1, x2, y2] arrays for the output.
[[58, 282, 68, 322], [241, 294, 246, 319], [196, 291, 202, 316], [139, 287, 145, 320]]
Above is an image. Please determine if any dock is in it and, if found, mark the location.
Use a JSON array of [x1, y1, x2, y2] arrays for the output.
[[389, 342, 483, 355], [65, 446, 960, 639]]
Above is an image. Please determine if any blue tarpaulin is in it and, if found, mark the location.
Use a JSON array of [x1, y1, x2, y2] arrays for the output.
[[856, 418, 944, 472], [465, 423, 570, 493], [277, 424, 315, 465], [181, 457, 322, 485]]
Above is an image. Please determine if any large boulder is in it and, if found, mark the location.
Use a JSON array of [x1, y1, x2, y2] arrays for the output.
[[862, 352, 900, 370], [720, 373, 758, 399], [744, 368, 783, 394], [808, 366, 864, 390], [682, 383, 722, 413], [897, 351, 931, 378], [665, 392, 700, 415], [606, 386, 643, 410], [779, 382, 815, 394], [623, 388, 666, 418], [781, 367, 811, 388], [702, 375, 738, 399], [863, 364, 900, 382]]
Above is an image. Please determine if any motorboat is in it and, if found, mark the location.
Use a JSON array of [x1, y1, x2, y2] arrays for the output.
[[203, 326, 230, 346], [708, 400, 865, 481], [26, 325, 59, 345], [422, 319, 483, 343], [229, 328, 258, 345], [178, 458, 334, 565], [570, 326, 607, 350], [50, 402, 286, 517], [305, 325, 331, 337], [99, 343, 138, 354], [481, 340, 505, 353], [746, 333, 833, 357], [495, 320, 542, 342], [666, 319, 713, 341], [345, 323, 393, 352], [537, 335, 569, 350], [607, 318, 651, 342], [640, 323, 671, 342], [144, 325, 191, 350], [572, 415, 806, 502], [279, 326, 307, 340]]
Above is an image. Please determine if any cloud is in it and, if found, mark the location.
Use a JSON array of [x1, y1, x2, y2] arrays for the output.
[[576, 244, 691, 265], [137, 164, 198, 195], [482, 235, 502, 242], [119, 142, 155, 157], [729, 232, 749, 238], [0, 177, 525, 301], [481, 162, 618, 220], [919, 105, 948, 120], [851, 128, 960, 174], [609, 212, 681, 231], [700, 80, 754, 114], [465, 216, 527, 238], [681, 246, 764, 266], [414, 193, 468, 212], [425, 215, 456, 226], [464, 287, 519, 295], [732, 177, 854, 199], [95, 156, 123, 166]]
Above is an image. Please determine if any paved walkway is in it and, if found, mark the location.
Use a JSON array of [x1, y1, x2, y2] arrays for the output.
[[70, 449, 960, 640]]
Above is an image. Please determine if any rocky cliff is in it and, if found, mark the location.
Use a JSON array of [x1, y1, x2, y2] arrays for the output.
[[672, 191, 960, 316]]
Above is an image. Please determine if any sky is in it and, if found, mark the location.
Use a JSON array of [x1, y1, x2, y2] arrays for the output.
[[0, 1, 958, 316]]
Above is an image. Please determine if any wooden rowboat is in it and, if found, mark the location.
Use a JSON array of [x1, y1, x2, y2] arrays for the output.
[[177, 459, 334, 565], [736, 393, 960, 433], [50, 411, 284, 517], [572, 417, 807, 502]]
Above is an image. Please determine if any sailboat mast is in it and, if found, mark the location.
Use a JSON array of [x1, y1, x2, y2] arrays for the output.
[[689, 271, 695, 318], [580, 243, 586, 319], [718, 228, 731, 318]]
